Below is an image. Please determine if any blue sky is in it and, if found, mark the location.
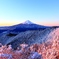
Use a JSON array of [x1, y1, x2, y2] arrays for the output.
[[0, 0, 59, 26]]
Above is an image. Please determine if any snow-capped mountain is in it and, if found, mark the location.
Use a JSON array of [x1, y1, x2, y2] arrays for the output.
[[0, 20, 48, 33], [0, 20, 59, 34], [22, 20, 34, 24], [0, 20, 59, 49]]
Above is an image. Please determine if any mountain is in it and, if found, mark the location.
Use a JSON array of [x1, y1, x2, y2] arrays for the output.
[[0, 27, 58, 49], [22, 20, 34, 24], [0, 20, 59, 49], [6, 28, 59, 49], [10, 20, 49, 32], [0, 20, 49, 33]]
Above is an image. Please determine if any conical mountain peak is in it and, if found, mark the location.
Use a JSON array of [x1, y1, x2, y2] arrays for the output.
[[22, 20, 34, 24]]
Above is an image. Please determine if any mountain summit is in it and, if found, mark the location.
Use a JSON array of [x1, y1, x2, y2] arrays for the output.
[[0, 20, 49, 33], [22, 20, 34, 24]]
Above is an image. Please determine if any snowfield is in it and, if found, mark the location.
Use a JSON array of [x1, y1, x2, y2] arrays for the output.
[[0, 28, 59, 59], [0, 21, 59, 59]]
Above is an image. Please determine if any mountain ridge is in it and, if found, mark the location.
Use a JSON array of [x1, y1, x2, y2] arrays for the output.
[[0, 20, 49, 33]]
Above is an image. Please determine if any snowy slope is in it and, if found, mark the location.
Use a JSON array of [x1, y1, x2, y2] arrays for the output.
[[22, 20, 34, 24], [4, 27, 58, 49]]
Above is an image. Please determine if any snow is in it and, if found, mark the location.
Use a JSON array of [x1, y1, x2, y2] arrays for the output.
[[20, 44, 28, 48], [31, 52, 42, 59], [8, 45, 12, 50], [22, 20, 34, 24], [15, 50, 23, 53], [28, 52, 42, 59], [0, 53, 12, 59]]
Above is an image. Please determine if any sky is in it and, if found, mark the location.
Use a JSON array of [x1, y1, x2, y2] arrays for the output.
[[0, 0, 59, 26]]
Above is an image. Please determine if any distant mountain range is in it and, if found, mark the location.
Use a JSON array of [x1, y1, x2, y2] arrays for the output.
[[0, 20, 59, 49], [0, 20, 49, 33]]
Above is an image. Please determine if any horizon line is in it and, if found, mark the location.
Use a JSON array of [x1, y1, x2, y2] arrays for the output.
[[0, 22, 59, 27]]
